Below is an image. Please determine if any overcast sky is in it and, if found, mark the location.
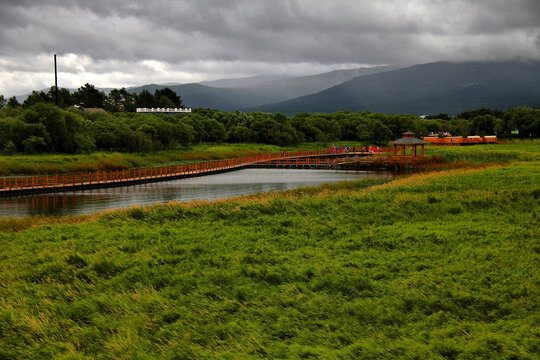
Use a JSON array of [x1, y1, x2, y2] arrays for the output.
[[1, 0, 539, 96]]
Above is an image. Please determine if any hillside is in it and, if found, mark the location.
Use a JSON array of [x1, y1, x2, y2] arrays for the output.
[[199, 74, 292, 88], [249, 61, 540, 115], [127, 66, 395, 111]]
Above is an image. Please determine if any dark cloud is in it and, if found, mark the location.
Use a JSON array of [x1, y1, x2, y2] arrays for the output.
[[0, 0, 539, 96]]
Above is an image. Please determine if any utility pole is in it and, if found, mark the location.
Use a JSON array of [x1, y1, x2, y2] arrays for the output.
[[54, 54, 59, 106]]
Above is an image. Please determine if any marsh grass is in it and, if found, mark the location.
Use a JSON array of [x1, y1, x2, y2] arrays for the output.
[[424, 139, 540, 164], [0, 144, 538, 359]]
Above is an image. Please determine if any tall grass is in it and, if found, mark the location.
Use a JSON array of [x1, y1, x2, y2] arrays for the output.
[[424, 139, 540, 164], [0, 143, 538, 358]]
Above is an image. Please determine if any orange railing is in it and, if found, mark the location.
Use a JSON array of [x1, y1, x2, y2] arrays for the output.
[[0, 149, 344, 192], [0, 149, 404, 193]]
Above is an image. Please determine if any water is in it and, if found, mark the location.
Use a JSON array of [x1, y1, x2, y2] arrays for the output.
[[0, 168, 393, 218]]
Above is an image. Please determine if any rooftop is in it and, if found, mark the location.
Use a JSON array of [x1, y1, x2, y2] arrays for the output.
[[391, 137, 428, 145]]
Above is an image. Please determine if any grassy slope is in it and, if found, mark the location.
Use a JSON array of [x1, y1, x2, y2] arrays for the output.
[[0, 145, 539, 358]]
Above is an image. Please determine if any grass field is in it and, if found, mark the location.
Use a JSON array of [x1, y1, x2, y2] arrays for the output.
[[0, 142, 538, 359]]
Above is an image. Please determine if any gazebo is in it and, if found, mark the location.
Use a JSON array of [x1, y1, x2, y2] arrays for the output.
[[391, 131, 428, 157]]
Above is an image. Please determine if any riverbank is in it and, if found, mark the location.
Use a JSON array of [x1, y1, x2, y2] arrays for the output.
[[0, 143, 538, 359]]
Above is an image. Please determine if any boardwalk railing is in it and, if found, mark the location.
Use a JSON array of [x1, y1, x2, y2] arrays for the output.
[[0, 150, 344, 193], [0, 149, 415, 195], [261, 152, 428, 168]]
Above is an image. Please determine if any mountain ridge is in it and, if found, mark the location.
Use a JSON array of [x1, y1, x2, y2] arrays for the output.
[[126, 65, 396, 111], [246, 60, 540, 115], [13, 61, 539, 114]]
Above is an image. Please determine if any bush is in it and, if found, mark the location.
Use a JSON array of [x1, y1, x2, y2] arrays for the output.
[[1, 140, 17, 154], [22, 136, 48, 154]]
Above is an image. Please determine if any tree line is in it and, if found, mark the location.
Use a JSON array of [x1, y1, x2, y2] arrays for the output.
[[0, 87, 538, 155], [0, 84, 183, 113]]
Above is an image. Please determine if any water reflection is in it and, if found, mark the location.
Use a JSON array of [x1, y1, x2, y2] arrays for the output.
[[0, 168, 393, 218]]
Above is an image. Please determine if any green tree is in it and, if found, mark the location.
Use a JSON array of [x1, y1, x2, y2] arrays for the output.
[[458, 108, 503, 120], [250, 112, 301, 146], [156, 95, 175, 109], [135, 89, 157, 108], [46, 86, 74, 108], [23, 104, 67, 152], [123, 91, 137, 112], [22, 91, 51, 108], [2, 140, 17, 154], [425, 113, 451, 121], [105, 88, 135, 113], [312, 116, 341, 143], [227, 125, 257, 143], [503, 107, 540, 138], [0, 95, 6, 108], [334, 112, 363, 140], [0, 117, 49, 153], [172, 120, 195, 148], [22, 136, 48, 154], [357, 119, 393, 145], [292, 116, 322, 142], [382, 114, 415, 139], [471, 115, 502, 136], [7, 96, 21, 108], [73, 83, 106, 108], [104, 88, 137, 113], [204, 118, 227, 143], [154, 88, 183, 108]]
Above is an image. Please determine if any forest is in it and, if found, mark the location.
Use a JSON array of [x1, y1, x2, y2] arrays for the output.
[[0, 86, 538, 155]]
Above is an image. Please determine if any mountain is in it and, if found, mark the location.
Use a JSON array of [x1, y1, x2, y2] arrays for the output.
[[199, 75, 292, 88], [127, 65, 396, 111], [247, 61, 540, 115]]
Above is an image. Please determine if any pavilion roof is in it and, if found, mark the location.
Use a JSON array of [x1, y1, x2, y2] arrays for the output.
[[391, 137, 428, 145]]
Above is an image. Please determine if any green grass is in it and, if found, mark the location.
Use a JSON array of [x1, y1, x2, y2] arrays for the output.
[[0, 143, 538, 358], [0, 143, 286, 175], [424, 139, 540, 164]]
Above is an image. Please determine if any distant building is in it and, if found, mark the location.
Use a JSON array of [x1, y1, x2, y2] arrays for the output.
[[136, 108, 192, 114]]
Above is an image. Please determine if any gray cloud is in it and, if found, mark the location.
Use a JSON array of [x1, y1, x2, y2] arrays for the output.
[[0, 0, 539, 96]]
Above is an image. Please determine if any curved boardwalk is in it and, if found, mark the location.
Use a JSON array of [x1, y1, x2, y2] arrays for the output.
[[0, 149, 424, 197]]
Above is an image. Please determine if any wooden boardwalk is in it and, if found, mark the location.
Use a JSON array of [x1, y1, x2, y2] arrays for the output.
[[0, 149, 422, 197]]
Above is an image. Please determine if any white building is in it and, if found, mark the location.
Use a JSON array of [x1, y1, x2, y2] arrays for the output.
[[136, 108, 192, 113]]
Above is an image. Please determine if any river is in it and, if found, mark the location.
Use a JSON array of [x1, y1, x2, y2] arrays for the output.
[[0, 168, 394, 218]]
